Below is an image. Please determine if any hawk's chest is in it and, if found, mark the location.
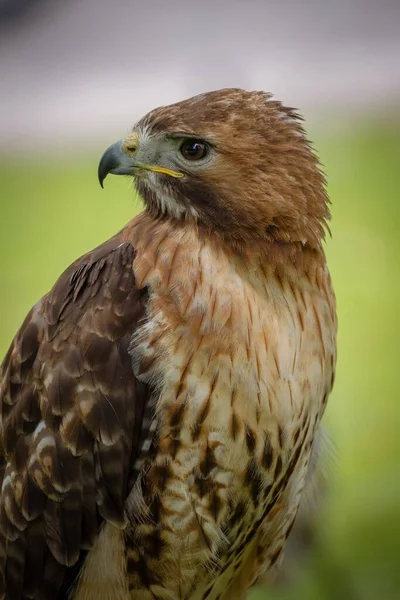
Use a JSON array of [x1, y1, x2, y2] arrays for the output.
[[134, 242, 330, 444], [125, 229, 335, 598], [132, 234, 333, 487]]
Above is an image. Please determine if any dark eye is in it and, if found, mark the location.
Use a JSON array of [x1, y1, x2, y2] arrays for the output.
[[180, 139, 209, 161]]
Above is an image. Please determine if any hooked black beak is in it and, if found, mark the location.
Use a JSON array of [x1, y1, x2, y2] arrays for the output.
[[98, 140, 134, 188]]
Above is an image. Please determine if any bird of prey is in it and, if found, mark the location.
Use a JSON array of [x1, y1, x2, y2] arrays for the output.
[[0, 88, 337, 600]]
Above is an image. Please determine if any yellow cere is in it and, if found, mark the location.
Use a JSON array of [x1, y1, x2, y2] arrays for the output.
[[122, 133, 140, 154]]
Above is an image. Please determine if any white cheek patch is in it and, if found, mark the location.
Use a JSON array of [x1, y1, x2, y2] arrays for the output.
[[144, 173, 200, 221]]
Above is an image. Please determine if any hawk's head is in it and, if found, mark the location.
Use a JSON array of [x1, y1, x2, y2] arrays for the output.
[[99, 88, 330, 250]]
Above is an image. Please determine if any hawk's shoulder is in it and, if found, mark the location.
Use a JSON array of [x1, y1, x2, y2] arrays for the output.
[[0, 230, 153, 599]]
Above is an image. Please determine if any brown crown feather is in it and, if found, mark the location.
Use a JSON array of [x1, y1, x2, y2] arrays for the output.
[[136, 88, 330, 256]]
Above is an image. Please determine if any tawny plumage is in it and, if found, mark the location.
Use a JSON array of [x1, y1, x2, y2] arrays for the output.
[[0, 88, 337, 600]]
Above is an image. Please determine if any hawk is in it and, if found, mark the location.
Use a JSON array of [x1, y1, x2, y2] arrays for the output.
[[0, 88, 337, 600]]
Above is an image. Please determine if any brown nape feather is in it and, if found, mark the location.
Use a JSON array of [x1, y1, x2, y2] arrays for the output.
[[137, 88, 330, 256]]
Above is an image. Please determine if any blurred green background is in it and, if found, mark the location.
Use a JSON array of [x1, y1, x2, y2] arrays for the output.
[[1, 1, 400, 599], [0, 123, 399, 599]]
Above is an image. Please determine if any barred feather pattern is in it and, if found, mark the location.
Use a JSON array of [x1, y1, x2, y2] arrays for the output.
[[0, 236, 152, 599]]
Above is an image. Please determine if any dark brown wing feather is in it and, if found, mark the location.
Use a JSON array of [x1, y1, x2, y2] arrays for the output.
[[0, 234, 152, 599]]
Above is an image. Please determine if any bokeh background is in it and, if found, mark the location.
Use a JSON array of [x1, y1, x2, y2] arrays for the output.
[[0, 1, 399, 599]]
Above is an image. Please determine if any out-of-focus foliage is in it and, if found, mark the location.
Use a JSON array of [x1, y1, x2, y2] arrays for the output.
[[0, 123, 399, 600]]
